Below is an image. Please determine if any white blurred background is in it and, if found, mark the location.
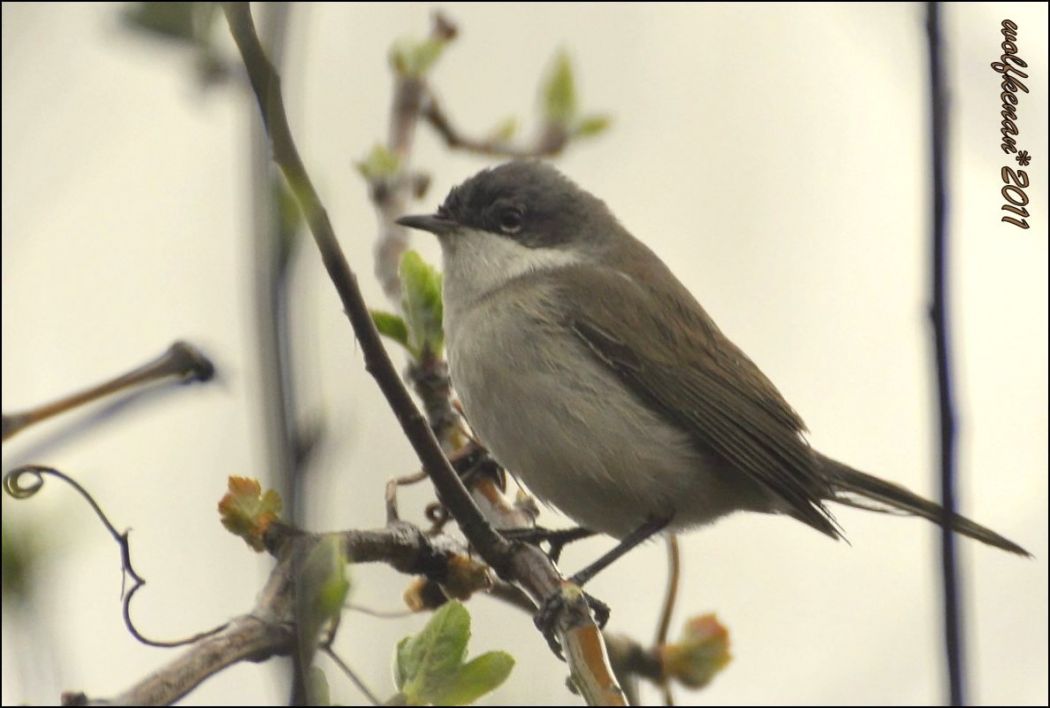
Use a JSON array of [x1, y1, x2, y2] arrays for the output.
[[2, 3, 1046, 705]]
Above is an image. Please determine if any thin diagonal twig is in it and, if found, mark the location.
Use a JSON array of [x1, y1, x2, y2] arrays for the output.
[[322, 646, 382, 706], [221, 5, 625, 703], [655, 534, 681, 706]]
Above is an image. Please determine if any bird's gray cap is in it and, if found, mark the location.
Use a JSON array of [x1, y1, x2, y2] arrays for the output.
[[397, 160, 617, 249]]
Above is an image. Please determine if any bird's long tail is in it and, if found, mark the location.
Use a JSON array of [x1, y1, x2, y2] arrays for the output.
[[819, 453, 1030, 556]]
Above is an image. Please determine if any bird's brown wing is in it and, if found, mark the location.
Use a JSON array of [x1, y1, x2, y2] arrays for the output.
[[550, 262, 840, 538]]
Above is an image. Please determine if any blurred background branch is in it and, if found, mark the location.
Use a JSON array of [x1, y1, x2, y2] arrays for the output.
[[2, 341, 213, 442], [925, 3, 966, 704]]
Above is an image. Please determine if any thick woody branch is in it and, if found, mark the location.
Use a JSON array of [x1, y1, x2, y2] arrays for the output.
[[69, 521, 475, 706], [90, 618, 292, 707], [55, 503, 663, 705], [222, 6, 625, 702]]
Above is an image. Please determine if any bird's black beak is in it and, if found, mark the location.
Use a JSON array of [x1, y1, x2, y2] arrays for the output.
[[396, 213, 458, 237]]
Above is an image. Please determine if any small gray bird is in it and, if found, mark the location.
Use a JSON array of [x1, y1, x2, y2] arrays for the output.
[[398, 160, 1027, 582]]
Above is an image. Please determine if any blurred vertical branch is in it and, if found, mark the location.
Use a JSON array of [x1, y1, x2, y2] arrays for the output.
[[247, 2, 317, 528], [925, 3, 965, 705], [245, 5, 312, 703]]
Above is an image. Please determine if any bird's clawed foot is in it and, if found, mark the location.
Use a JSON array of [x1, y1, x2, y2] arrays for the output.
[[534, 583, 611, 658]]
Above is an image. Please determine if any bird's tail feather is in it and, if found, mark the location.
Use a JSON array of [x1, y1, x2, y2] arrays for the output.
[[819, 454, 1030, 557]]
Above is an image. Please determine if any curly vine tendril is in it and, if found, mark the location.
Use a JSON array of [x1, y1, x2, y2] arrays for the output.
[[3, 464, 227, 648], [5, 464, 123, 538], [3, 464, 48, 499]]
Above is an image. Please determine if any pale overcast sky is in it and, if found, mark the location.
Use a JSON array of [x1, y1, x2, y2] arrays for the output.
[[3, 3, 1047, 705]]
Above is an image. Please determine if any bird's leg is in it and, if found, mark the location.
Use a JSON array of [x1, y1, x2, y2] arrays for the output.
[[534, 516, 670, 655], [569, 516, 669, 587], [500, 525, 595, 563]]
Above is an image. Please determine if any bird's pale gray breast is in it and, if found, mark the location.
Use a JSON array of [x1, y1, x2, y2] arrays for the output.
[[444, 276, 757, 538]]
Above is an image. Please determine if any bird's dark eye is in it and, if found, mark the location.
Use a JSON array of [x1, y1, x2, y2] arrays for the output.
[[498, 207, 524, 234]]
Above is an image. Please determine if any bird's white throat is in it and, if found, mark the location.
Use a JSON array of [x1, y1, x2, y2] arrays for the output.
[[439, 227, 587, 315]]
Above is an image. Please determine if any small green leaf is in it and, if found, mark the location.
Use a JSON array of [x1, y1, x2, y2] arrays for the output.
[[433, 651, 514, 705], [296, 537, 350, 671], [394, 602, 515, 705], [356, 144, 401, 181], [390, 37, 448, 78], [372, 310, 410, 350], [574, 114, 612, 138], [394, 636, 413, 692], [399, 250, 444, 359], [396, 601, 470, 704], [542, 51, 577, 126]]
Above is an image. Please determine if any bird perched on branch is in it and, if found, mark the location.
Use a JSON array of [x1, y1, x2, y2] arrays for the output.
[[398, 160, 1028, 593]]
